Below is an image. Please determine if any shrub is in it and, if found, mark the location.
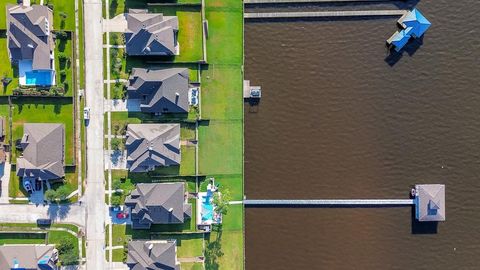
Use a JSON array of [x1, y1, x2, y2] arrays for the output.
[[55, 31, 68, 40], [111, 195, 122, 206], [56, 185, 70, 201], [59, 12, 68, 20]]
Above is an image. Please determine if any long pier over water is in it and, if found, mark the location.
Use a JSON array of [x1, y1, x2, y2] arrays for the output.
[[244, 199, 415, 206], [245, 0, 393, 3], [245, 10, 406, 19]]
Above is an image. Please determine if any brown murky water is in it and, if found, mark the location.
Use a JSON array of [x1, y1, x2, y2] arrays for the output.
[[244, 0, 480, 269]]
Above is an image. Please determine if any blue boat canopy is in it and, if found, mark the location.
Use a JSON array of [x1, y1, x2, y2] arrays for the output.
[[399, 8, 431, 38], [387, 8, 431, 51]]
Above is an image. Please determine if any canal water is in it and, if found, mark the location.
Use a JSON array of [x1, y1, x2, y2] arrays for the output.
[[244, 0, 480, 269]]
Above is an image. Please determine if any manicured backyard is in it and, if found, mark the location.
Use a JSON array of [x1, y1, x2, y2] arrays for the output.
[[10, 97, 74, 164], [54, 36, 75, 96], [0, 33, 18, 96]]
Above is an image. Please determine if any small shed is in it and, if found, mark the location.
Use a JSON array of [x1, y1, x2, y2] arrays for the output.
[[415, 184, 445, 222]]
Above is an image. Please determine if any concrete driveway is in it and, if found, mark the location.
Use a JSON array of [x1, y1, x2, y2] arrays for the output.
[[105, 98, 141, 112], [0, 203, 85, 226], [103, 14, 128, 33], [0, 160, 11, 204]]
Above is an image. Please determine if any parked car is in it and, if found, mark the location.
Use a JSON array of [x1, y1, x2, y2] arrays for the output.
[[23, 180, 33, 194], [116, 212, 129, 219], [83, 107, 90, 121], [37, 218, 52, 226]]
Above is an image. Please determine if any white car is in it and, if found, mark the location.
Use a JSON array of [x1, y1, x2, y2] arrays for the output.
[[23, 180, 33, 194], [83, 107, 90, 121]]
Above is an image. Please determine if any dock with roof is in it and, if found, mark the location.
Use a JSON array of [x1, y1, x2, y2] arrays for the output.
[[387, 8, 431, 52]]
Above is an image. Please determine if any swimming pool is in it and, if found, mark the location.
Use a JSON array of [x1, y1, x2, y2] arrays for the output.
[[25, 70, 54, 86], [201, 195, 214, 222]]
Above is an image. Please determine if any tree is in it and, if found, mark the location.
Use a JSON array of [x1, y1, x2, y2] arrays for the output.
[[55, 31, 68, 40], [213, 188, 231, 216], [56, 185, 70, 201], [57, 239, 77, 265], [111, 195, 122, 206], [59, 12, 68, 20], [111, 138, 121, 151], [112, 179, 122, 190], [44, 189, 57, 202]]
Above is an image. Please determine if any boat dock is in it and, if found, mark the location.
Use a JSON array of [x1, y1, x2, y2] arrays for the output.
[[243, 199, 415, 206], [244, 10, 407, 19], [245, 0, 392, 3]]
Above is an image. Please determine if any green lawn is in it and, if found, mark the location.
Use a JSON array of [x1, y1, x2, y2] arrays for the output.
[[199, 0, 244, 268], [47, 0, 76, 31], [0, 232, 46, 244], [182, 262, 205, 270], [0, 98, 11, 143], [0, 34, 18, 96], [149, 6, 203, 62], [11, 97, 74, 164], [54, 36, 74, 96], [0, 0, 18, 29], [151, 233, 204, 258]]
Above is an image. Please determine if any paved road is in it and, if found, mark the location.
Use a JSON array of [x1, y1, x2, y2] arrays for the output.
[[0, 204, 85, 226], [84, 0, 106, 269]]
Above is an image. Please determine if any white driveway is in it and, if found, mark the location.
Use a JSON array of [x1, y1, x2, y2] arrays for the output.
[[103, 14, 128, 33], [0, 159, 11, 204], [84, 0, 107, 269], [0, 204, 85, 226], [104, 150, 127, 170], [104, 98, 141, 112]]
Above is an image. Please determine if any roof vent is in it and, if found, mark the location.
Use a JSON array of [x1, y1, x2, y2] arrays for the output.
[[148, 243, 154, 250], [168, 208, 173, 212], [27, 44, 34, 49]]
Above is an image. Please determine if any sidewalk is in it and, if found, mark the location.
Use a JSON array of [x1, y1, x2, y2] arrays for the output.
[[0, 159, 11, 204]]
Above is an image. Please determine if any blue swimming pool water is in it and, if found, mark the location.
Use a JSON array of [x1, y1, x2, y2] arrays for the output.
[[201, 195, 214, 222], [25, 70, 53, 86]]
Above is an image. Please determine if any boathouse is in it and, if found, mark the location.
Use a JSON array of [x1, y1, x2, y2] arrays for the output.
[[387, 8, 431, 52], [415, 184, 445, 222]]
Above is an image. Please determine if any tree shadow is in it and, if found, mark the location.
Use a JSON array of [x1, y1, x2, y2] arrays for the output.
[[47, 203, 72, 221], [204, 225, 224, 270]]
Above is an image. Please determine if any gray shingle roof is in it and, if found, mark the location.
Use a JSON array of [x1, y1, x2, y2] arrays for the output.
[[125, 9, 178, 56], [416, 184, 446, 222], [0, 244, 57, 270], [16, 123, 65, 180], [126, 124, 181, 172], [6, 4, 54, 70], [125, 183, 191, 229], [127, 68, 189, 114], [127, 240, 179, 270]]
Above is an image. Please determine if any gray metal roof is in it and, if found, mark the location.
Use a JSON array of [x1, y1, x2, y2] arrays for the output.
[[127, 240, 180, 270], [125, 9, 179, 56], [126, 124, 181, 172], [16, 123, 65, 180], [125, 183, 191, 229], [416, 184, 446, 222], [6, 4, 54, 70], [127, 68, 189, 114], [0, 244, 56, 270]]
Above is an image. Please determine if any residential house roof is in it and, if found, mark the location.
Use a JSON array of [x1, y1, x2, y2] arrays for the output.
[[16, 123, 65, 180], [6, 4, 54, 70], [125, 183, 191, 229], [126, 124, 181, 173], [125, 9, 179, 56], [0, 244, 57, 270], [127, 68, 189, 114], [127, 240, 179, 270]]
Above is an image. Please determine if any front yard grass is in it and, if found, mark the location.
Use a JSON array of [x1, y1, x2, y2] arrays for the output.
[[182, 262, 205, 270], [47, 0, 76, 31], [11, 97, 74, 164], [0, 33, 18, 96]]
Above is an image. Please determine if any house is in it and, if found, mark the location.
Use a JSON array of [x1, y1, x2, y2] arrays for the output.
[[125, 183, 191, 229], [0, 244, 58, 270], [127, 240, 180, 270], [6, 4, 55, 86], [127, 68, 190, 114], [16, 123, 65, 180], [126, 124, 181, 173], [125, 9, 179, 56], [415, 184, 445, 222]]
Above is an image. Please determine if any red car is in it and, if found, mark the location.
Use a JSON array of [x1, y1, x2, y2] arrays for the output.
[[116, 212, 129, 219]]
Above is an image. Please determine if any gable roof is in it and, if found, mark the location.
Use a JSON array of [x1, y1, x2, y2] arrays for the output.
[[0, 244, 56, 270], [125, 183, 191, 227], [398, 8, 431, 38], [416, 184, 446, 222], [127, 240, 179, 270], [125, 9, 178, 56], [127, 68, 189, 114], [6, 4, 54, 70], [16, 123, 65, 180], [126, 124, 181, 172]]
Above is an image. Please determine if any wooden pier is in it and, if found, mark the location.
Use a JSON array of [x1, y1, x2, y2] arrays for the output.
[[244, 10, 407, 19], [243, 199, 415, 206], [245, 0, 392, 3]]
